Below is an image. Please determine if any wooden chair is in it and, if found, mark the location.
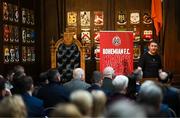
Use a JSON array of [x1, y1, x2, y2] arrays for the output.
[[50, 32, 86, 83]]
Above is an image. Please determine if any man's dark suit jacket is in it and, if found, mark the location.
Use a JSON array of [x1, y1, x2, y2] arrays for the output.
[[87, 83, 102, 92], [21, 92, 44, 117], [101, 77, 114, 95], [36, 82, 69, 108]]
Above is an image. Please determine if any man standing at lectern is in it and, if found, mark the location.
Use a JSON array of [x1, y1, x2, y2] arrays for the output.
[[137, 40, 163, 78]]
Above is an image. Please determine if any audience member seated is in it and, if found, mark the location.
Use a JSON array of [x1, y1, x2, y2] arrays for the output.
[[101, 66, 115, 95], [36, 68, 69, 108], [136, 80, 169, 117], [0, 95, 27, 118], [13, 65, 26, 75], [18, 75, 44, 117], [126, 75, 137, 100], [70, 90, 93, 117], [104, 99, 146, 118], [133, 69, 143, 93], [158, 71, 180, 117], [87, 70, 103, 92], [0, 75, 12, 100], [63, 68, 90, 93], [50, 103, 82, 118], [126, 69, 143, 100], [5, 69, 14, 90], [107, 75, 129, 106], [33, 70, 49, 96], [11, 71, 26, 95], [91, 90, 107, 117]]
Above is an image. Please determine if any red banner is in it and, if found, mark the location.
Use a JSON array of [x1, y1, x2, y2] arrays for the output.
[[100, 31, 133, 75]]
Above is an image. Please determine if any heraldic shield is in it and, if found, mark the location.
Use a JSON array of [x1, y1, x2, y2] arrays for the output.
[[50, 32, 86, 83]]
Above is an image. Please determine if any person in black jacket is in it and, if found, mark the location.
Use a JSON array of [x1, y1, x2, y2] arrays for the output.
[[87, 71, 103, 92], [137, 40, 162, 78]]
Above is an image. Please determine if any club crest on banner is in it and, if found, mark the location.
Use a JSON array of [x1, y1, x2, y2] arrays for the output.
[[112, 36, 121, 46]]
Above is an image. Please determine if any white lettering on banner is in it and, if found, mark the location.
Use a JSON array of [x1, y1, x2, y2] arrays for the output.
[[103, 48, 130, 54]]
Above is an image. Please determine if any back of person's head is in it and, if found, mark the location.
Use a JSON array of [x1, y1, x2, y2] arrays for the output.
[[73, 68, 84, 80], [47, 68, 60, 83], [12, 71, 26, 87], [91, 90, 107, 117], [158, 71, 173, 84], [92, 71, 102, 83], [13, 65, 25, 74], [20, 76, 34, 93], [6, 69, 15, 81], [12, 72, 26, 94], [13, 71, 26, 80], [112, 75, 129, 92], [50, 103, 82, 118], [0, 95, 27, 118], [105, 99, 146, 118], [126, 75, 137, 99], [103, 66, 115, 79], [70, 90, 93, 116], [39, 71, 49, 83], [137, 80, 163, 110]]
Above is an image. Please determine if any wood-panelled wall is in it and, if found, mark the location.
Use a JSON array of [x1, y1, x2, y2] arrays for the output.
[[40, 0, 180, 85], [163, 0, 180, 85], [40, 0, 65, 70]]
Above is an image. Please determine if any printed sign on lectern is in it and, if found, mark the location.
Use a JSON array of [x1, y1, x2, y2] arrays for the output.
[[100, 31, 133, 75]]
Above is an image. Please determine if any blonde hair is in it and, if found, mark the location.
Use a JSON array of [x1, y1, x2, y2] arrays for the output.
[[91, 90, 107, 117], [50, 103, 82, 117], [0, 95, 27, 118], [70, 90, 93, 116]]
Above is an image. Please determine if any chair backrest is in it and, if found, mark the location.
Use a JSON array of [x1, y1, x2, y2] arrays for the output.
[[168, 108, 177, 117], [50, 32, 86, 83], [41, 107, 56, 118]]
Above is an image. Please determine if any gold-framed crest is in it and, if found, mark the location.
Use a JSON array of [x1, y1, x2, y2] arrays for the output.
[[117, 11, 127, 25], [80, 11, 90, 27], [94, 11, 104, 26], [67, 11, 77, 26], [130, 11, 140, 24]]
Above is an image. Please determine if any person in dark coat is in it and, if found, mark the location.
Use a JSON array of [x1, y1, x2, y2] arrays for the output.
[[137, 40, 163, 78], [87, 70, 103, 92], [107, 75, 129, 106], [36, 68, 69, 108], [158, 72, 180, 117], [17, 75, 44, 117], [101, 66, 115, 95]]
